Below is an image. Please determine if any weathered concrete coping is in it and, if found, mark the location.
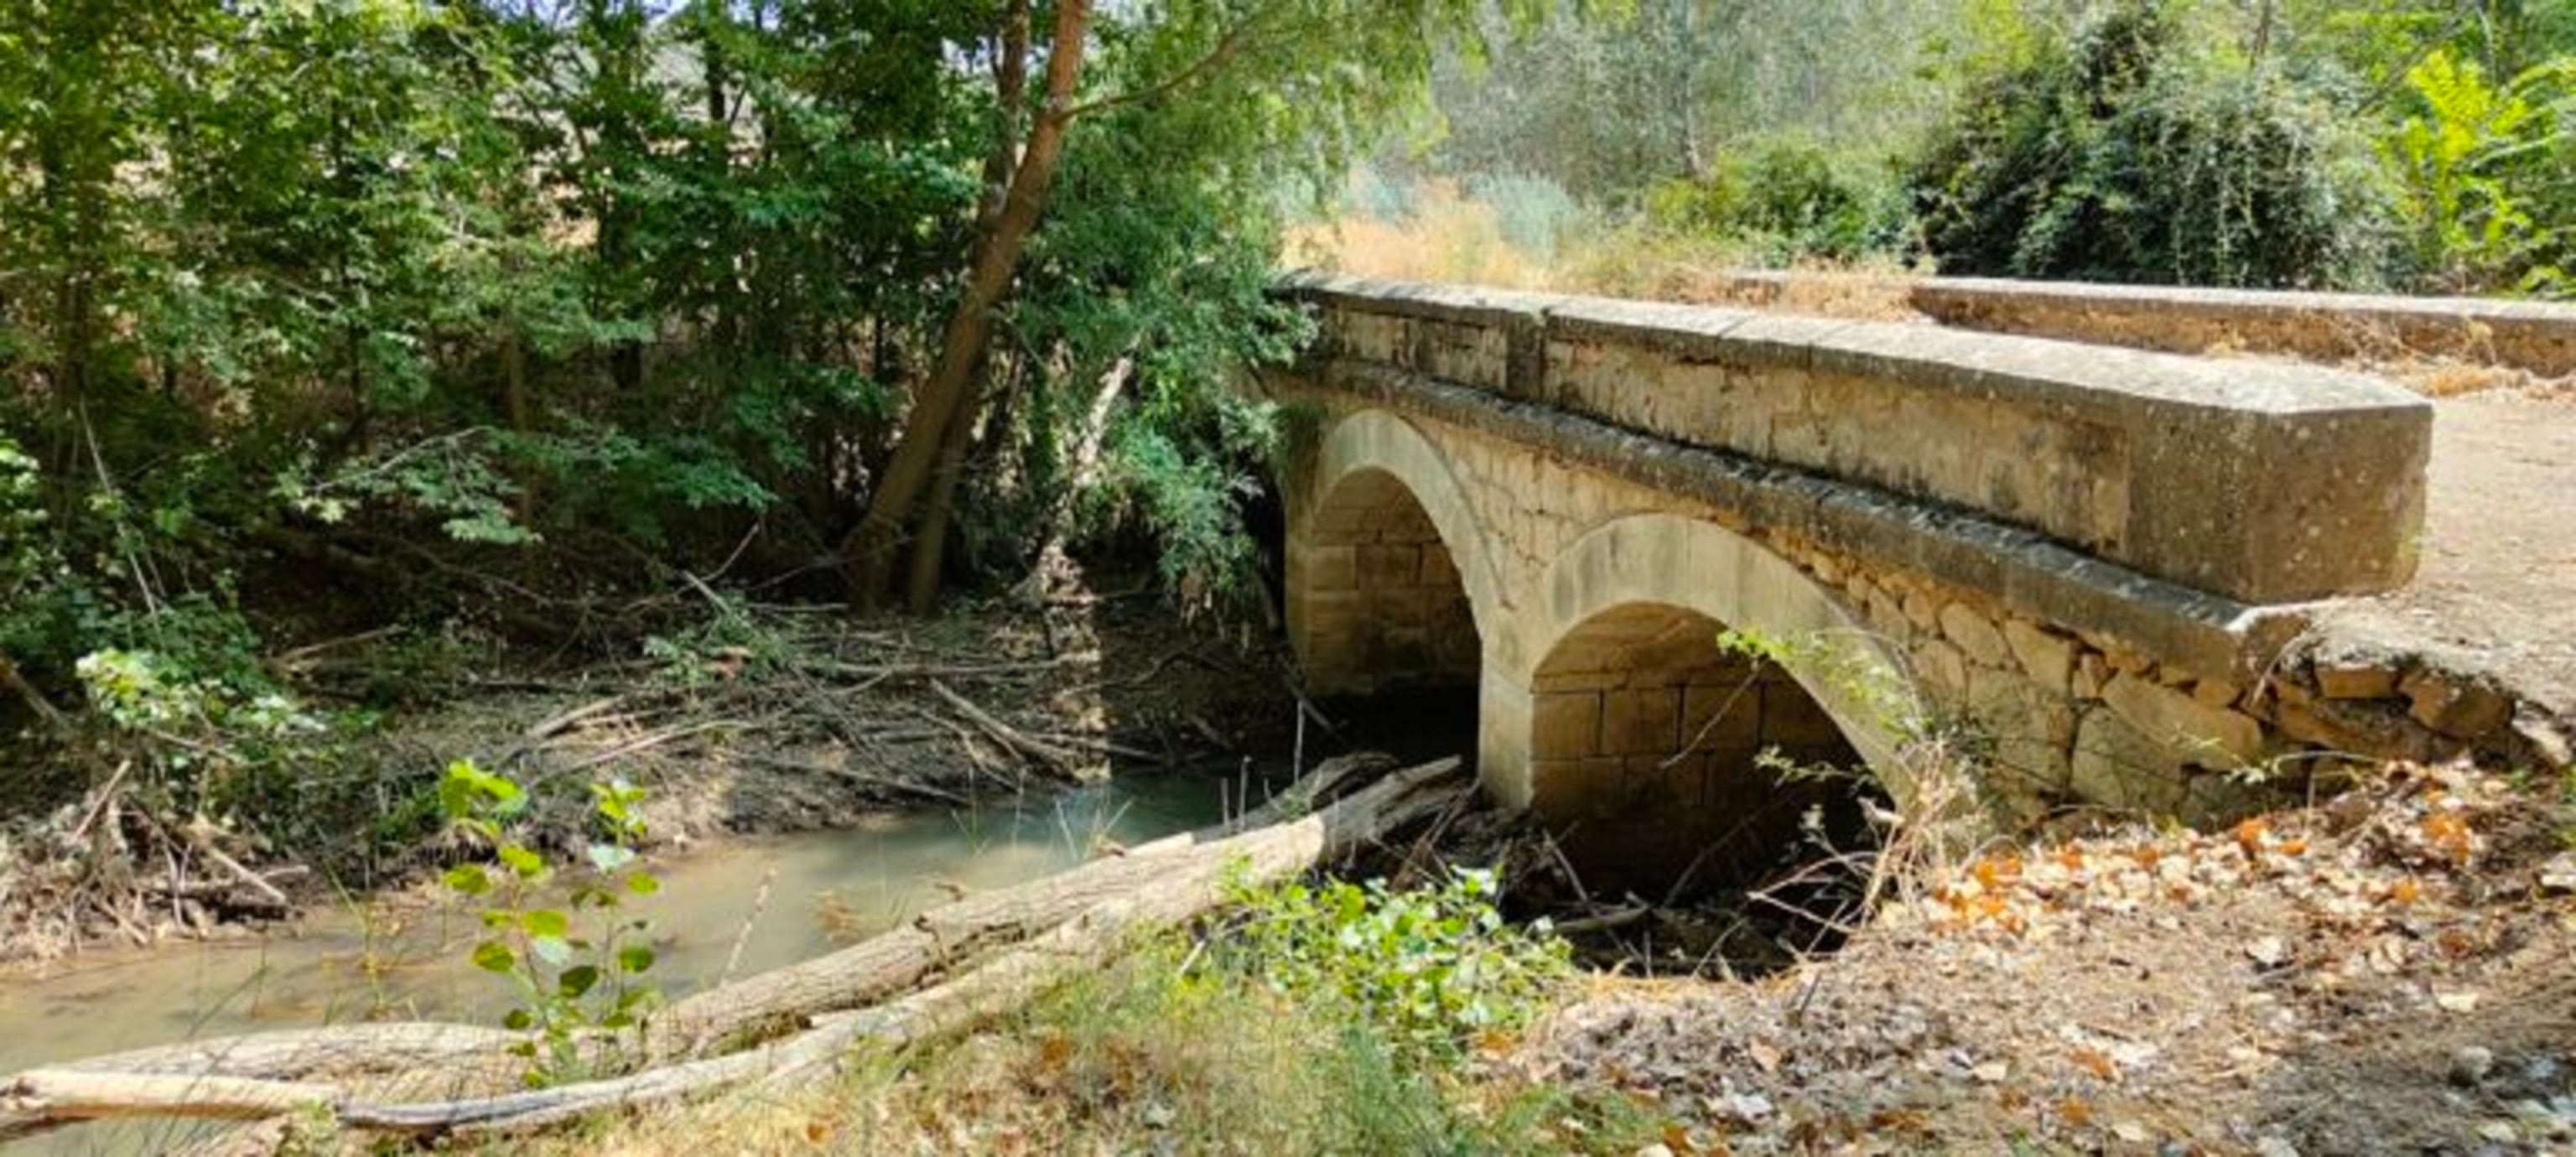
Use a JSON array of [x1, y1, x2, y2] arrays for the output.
[[1276, 272, 2434, 607], [1699, 269, 2576, 379]]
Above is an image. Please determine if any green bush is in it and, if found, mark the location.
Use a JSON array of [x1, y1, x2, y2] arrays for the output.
[[2385, 49, 2576, 296], [437, 760, 663, 1086], [1909, 2, 2393, 288], [1218, 866, 1571, 1068], [1646, 136, 1908, 262]]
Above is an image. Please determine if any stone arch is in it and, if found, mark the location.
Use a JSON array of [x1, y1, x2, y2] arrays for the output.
[[1488, 514, 1922, 820], [1286, 410, 1506, 697]]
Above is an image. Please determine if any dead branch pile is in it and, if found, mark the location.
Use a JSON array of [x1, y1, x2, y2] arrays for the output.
[[464, 600, 1283, 843], [0, 764, 307, 963], [0, 753, 1468, 1144]]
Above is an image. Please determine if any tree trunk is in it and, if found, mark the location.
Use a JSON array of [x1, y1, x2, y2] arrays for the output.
[[901, 389, 978, 614], [841, 0, 1089, 608], [899, 3, 1033, 615]]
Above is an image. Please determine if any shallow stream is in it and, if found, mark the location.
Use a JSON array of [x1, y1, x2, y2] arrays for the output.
[[0, 771, 1246, 1154]]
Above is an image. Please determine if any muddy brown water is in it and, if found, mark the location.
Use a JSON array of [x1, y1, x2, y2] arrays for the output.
[[0, 770, 1254, 1154]]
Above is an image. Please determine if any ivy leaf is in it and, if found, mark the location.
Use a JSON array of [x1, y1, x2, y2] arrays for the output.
[[617, 944, 655, 975], [499, 844, 547, 879], [472, 940, 515, 973]]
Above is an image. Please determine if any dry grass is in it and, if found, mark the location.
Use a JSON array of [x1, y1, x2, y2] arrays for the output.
[[1288, 179, 2568, 400], [1284, 181, 1554, 289]]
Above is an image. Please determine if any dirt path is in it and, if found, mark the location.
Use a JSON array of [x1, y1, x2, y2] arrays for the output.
[[2308, 392, 2576, 733]]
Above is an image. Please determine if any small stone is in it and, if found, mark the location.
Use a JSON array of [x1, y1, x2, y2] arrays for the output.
[[1972, 1060, 2010, 1084], [2401, 669, 2513, 739], [2478, 1122, 2518, 1144], [1633, 1146, 1675, 1157], [2436, 989, 2482, 1014], [2111, 1120, 2153, 1144], [2540, 853, 2576, 894], [1914, 639, 1970, 704], [2003, 618, 2077, 693], [2191, 677, 2239, 708], [1940, 602, 2012, 668], [2246, 936, 2289, 968], [2074, 653, 2110, 700], [2101, 673, 2264, 770], [2253, 1138, 2300, 1157], [1903, 589, 1943, 633], [2450, 1045, 2496, 1087], [2106, 646, 2154, 677], [2314, 664, 2399, 700], [2070, 708, 2191, 813]]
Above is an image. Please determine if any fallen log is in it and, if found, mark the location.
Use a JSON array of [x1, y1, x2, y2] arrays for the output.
[[0, 753, 1466, 1142], [641, 751, 1414, 1058]]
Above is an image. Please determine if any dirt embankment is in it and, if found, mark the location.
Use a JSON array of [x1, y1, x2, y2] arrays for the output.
[[1512, 763, 2576, 1155]]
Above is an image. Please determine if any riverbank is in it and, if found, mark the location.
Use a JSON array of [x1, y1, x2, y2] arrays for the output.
[[470, 760, 2576, 1157], [0, 574, 1303, 970]]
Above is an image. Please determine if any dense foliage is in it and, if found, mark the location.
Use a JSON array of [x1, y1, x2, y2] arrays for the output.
[[1909, 3, 2387, 288], [0, 0, 1539, 762], [1386, 0, 2576, 294]]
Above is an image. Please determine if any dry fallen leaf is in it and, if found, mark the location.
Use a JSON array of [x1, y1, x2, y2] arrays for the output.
[[2071, 1046, 2119, 1082]]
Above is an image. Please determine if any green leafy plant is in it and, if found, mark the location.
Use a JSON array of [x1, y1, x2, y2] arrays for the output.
[[437, 759, 662, 1086], [1218, 866, 1570, 1067], [2386, 48, 2573, 294], [1910, 0, 2393, 289]]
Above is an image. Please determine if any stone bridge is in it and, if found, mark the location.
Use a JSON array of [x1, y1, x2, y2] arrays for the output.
[[1264, 275, 2441, 880]]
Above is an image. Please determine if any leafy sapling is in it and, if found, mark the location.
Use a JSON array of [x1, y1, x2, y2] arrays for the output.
[[438, 760, 662, 1085]]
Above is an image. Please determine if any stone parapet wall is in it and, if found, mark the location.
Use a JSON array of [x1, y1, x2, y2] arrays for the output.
[[1280, 273, 2433, 604], [1696, 270, 2576, 380]]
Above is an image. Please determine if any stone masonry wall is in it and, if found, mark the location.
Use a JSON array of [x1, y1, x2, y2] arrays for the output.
[[1285, 392, 2554, 843], [1286, 467, 1479, 697], [1689, 270, 2576, 380], [1275, 276, 2547, 853], [1528, 604, 1856, 884]]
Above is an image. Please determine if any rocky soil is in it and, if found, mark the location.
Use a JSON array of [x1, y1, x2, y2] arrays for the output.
[[1510, 761, 2576, 1154]]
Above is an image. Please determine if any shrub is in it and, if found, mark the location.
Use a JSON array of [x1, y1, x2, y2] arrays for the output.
[[1648, 136, 1909, 263], [1218, 866, 1571, 1067], [437, 760, 663, 1086], [1909, 1, 2395, 288], [2385, 49, 2576, 296]]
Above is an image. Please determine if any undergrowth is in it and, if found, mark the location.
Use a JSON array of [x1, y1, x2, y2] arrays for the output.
[[504, 867, 1661, 1156]]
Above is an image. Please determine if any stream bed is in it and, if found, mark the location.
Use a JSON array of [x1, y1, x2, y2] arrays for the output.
[[0, 771, 1246, 1153]]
